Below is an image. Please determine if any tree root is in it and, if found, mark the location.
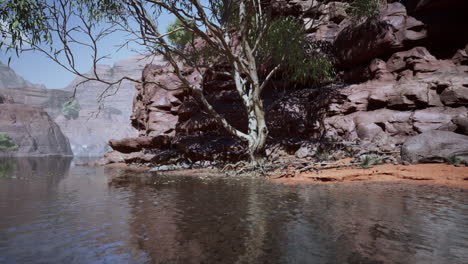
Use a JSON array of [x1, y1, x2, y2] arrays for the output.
[[269, 162, 361, 179], [221, 161, 249, 173], [222, 160, 361, 178]]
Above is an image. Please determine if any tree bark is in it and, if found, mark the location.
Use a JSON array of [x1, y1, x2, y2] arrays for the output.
[[247, 90, 268, 167]]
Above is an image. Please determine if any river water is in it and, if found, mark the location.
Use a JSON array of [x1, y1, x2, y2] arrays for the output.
[[0, 157, 467, 264]]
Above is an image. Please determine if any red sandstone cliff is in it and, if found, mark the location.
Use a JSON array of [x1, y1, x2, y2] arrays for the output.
[[105, 0, 468, 166]]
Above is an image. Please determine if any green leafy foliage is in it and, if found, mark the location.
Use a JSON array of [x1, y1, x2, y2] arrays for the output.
[[257, 16, 335, 85], [359, 154, 382, 169], [348, 0, 382, 21], [447, 155, 465, 166], [316, 149, 331, 162], [0, 161, 16, 178], [62, 99, 80, 120], [0, 133, 18, 151], [0, 0, 51, 56], [167, 18, 195, 49], [0, 0, 123, 54]]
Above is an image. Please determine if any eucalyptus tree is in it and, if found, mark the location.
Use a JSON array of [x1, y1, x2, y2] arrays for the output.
[[0, 0, 335, 166]]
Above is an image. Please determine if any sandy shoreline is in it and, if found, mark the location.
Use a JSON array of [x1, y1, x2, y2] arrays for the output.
[[98, 161, 468, 189], [270, 163, 468, 189]]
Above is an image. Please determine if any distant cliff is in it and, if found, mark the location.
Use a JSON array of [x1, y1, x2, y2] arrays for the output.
[[0, 56, 161, 157], [0, 61, 46, 89], [56, 54, 164, 157], [0, 87, 71, 118], [0, 63, 72, 157], [0, 104, 72, 157]]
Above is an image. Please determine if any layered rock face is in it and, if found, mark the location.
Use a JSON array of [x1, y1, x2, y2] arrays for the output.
[[325, 46, 468, 151], [1, 55, 160, 157], [0, 104, 72, 157], [108, 1, 468, 165], [0, 87, 72, 118], [321, 1, 468, 153], [57, 55, 164, 157], [0, 63, 73, 157]]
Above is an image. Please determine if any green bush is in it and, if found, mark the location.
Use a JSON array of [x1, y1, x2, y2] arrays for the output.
[[258, 16, 336, 85], [0, 161, 16, 178], [447, 155, 465, 166], [167, 18, 195, 49], [0, 133, 18, 151], [62, 99, 80, 119], [348, 0, 382, 21], [359, 154, 382, 169]]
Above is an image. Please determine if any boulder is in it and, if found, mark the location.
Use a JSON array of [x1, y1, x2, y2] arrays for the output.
[[412, 107, 466, 133], [109, 135, 172, 153], [295, 144, 317, 159], [439, 85, 468, 106], [0, 104, 72, 157], [454, 117, 468, 135], [401, 131, 468, 163], [452, 44, 468, 65], [386, 46, 437, 73], [131, 63, 187, 137], [334, 2, 427, 69]]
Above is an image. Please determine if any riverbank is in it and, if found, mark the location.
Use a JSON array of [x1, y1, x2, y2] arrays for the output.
[[93, 161, 468, 189], [271, 163, 468, 189]]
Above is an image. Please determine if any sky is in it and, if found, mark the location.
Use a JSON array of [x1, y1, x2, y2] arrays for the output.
[[0, 11, 174, 89]]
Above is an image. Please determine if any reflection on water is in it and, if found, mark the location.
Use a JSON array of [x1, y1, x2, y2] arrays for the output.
[[0, 158, 467, 264]]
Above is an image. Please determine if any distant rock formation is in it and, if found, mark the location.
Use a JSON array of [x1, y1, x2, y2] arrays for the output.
[[0, 64, 72, 157], [0, 104, 72, 157], [0, 87, 72, 118], [0, 61, 46, 89], [0, 55, 161, 157], [56, 54, 164, 157]]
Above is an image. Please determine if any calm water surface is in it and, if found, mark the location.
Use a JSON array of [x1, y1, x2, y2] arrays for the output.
[[0, 158, 467, 264]]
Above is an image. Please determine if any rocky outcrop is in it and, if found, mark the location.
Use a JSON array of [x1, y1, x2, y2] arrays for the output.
[[324, 45, 468, 151], [105, 1, 468, 166], [56, 54, 164, 157], [0, 104, 72, 157], [109, 135, 171, 154], [0, 87, 72, 118], [335, 2, 427, 69], [401, 131, 468, 164], [0, 93, 13, 104], [131, 63, 186, 137], [0, 64, 73, 157], [402, 0, 468, 59]]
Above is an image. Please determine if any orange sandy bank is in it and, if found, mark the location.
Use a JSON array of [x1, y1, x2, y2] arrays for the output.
[[98, 161, 468, 188], [271, 163, 468, 188]]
